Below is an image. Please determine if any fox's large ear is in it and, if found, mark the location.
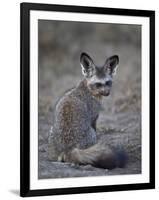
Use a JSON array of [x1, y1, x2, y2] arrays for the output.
[[80, 52, 95, 78], [105, 55, 119, 75]]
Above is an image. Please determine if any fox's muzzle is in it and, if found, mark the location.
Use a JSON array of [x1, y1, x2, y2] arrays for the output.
[[100, 89, 110, 96]]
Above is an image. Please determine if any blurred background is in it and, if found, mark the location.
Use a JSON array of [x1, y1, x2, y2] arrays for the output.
[[38, 20, 141, 179]]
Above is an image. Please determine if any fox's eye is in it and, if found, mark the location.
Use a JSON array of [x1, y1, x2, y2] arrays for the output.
[[105, 80, 112, 87], [95, 82, 103, 88]]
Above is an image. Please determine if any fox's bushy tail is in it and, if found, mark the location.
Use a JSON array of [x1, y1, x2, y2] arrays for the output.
[[62, 143, 127, 169]]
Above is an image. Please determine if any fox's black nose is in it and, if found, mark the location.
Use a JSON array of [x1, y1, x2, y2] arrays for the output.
[[105, 80, 112, 87]]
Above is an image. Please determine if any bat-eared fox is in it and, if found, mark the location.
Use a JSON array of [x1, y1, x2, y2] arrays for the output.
[[48, 52, 127, 169]]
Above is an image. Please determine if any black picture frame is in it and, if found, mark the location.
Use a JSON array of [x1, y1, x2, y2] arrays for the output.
[[20, 2, 155, 197]]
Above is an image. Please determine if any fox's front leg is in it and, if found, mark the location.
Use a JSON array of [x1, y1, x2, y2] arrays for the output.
[[91, 115, 99, 131]]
